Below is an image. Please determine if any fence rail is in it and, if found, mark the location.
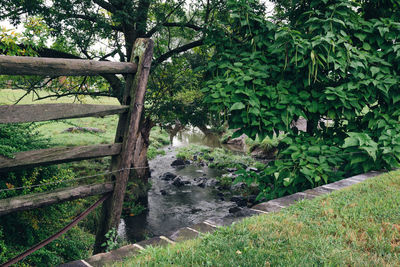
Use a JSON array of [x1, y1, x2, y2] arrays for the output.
[[0, 182, 114, 216], [0, 55, 137, 76], [0, 38, 154, 264], [0, 104, 129, 123], [0, 143, 122, 172]]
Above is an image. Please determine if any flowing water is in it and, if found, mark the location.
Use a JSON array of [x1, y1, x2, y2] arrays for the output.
[[118, 129, 244, 242]]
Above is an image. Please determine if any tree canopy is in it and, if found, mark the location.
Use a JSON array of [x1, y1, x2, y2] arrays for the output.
[[0, 0, 222, 128]]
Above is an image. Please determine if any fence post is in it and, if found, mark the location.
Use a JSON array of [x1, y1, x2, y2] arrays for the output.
[[93, 38, 154, 253]]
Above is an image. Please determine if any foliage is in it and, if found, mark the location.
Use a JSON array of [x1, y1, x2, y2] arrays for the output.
[[203, 0, 400, 200], [220, 128, 235, 144], [123, 201, 146, 217], [0, 124, 77, 199], [0, 197, 94, 266], [0, 227, 7, 262], [147, 49, 220, 133], [147, 127, 170, 159], [237, 134, 347, 200], [176, 144, 264, 171], [0, 124, 94, 265], [0, 123, 49, 158], [101, 228, 120, 253], [117, 171, 400, 266], [176, 144, 212, 161], [0, 0, 217, 112], [207, 148, 254, 169]]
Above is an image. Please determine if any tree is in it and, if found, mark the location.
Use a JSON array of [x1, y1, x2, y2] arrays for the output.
[[0, 0, 223, 174], [1, 0, 226, 253], [203, 0, 400, 199]]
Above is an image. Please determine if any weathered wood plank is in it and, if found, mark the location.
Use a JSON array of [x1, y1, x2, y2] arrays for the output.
[[0, 183, 114, 216], [0, 144, 122, 172], [0, 104, 129, 124], [0, 55, 137, 76], [94, 38, 154, 253]]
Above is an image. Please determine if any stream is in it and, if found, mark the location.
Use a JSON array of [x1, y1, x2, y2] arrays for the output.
[[118, 130, 248, 243]]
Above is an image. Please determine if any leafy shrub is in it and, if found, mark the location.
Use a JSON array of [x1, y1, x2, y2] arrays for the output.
[[204, 0, 400, 201], [147, 127, 170, 160], [101, 228, 120, 252], [238, 127, 400, 201], [220, 129, 235, 144], [0, 124, 94, 265], [0, 123, 49, 158]]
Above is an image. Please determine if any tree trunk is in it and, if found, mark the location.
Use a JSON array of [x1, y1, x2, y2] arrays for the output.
[[165, 120, 185, 145], [197, 124, 213, 136], [123, 116, 154, 214]]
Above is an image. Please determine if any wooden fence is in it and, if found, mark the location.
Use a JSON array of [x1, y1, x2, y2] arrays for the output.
[[0, 38, 154, 263]]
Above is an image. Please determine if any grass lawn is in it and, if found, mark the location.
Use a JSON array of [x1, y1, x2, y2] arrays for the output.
[[1, 89, 120, 146], [114, 171, 400, 266], [0, 88, 169, 149]]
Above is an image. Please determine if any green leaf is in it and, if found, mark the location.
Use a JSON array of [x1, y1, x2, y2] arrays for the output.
[[350, 155, 367, 165], [308, 146, 320, 154], [362, 42, 371, 50], [370, 66, 380, 77], [354, 33, 367, 41], [300, 167, 314, 177], [283, 177, 292, 187], [230, 102, 246, 111], [343, 137, 359, 148]]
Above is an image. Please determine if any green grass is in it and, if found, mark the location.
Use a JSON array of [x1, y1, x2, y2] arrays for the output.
[[0, 88, 120, 105], [114, 171, 400, 266], [33, 116, 119, 146], [1, 88, 119, 146], [1, 88, 169, 152]]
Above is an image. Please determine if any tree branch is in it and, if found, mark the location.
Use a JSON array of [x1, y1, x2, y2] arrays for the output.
[[146, 22, 203, 37], [163, 22, 203, 31], [93, 0, 116, 13], [145, 0, 186, 37], [152, 39, 204, 69], [33, 91, 112, 101], [60, 13, 123, 31]]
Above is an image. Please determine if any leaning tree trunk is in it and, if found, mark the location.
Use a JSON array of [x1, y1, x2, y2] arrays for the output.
[[123, 116, 154, 215], [197, 124, 213, 136]]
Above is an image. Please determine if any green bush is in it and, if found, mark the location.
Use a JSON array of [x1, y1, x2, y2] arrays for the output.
[[204, 0, 400, 203], [0, 124, 94, 265], [0, 123, 49, 158], [237, 127, 400, 201]]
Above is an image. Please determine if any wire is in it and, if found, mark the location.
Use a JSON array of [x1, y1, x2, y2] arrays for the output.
[[0, 166, 149, 193], [0, 150, 369, 194]]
